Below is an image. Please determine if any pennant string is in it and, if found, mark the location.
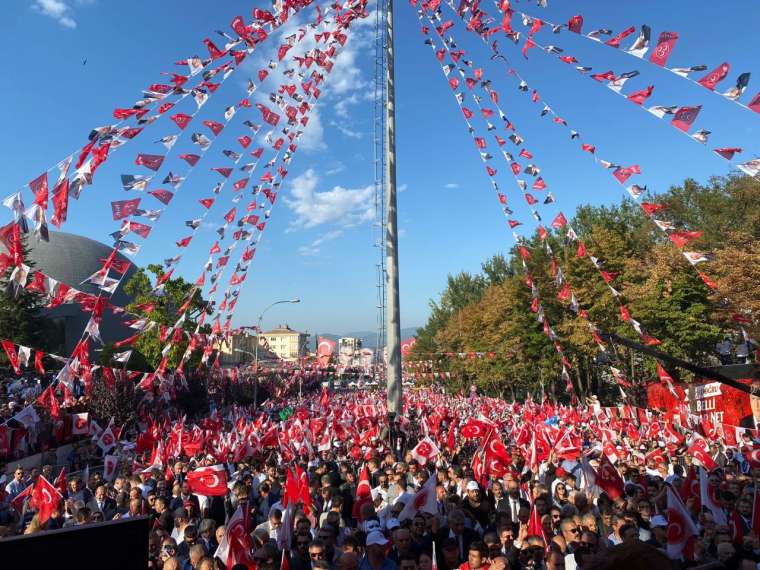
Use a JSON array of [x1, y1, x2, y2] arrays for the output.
[[507, 6, 759, 117], [416, 8, 579, 397], [436, 0, 753, 337], [421, 8, 662, 356]]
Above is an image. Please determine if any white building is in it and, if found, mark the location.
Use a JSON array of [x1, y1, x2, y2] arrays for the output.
[[261, 324, 309, 361]]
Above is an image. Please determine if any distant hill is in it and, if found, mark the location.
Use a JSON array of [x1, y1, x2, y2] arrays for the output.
[[310, 327, 419, 351]]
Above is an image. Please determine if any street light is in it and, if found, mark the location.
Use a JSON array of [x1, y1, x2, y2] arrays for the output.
[[253, 298, 301, 407], [234, 348, 254, 363]]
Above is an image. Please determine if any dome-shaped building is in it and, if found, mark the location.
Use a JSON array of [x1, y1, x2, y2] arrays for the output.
[[3, 231, 139, 355]]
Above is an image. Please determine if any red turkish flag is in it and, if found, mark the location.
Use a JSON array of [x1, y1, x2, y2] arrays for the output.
[[36, 385, 60, 419], [30, 476, 62, 524], [550, 212, 567, 229], [401, 338, 417, 357], [71, 412, 89, 435], [666, 485, 697, 559], [594, 453, 625, 500], [460, 417, 489, 440], [352, 464, 372, 520], [397, 473, 438, 521], [410, 436, 440, 465], [687, 436, 717, 470], [746, 447, 760, 469], [53, 467, 67, 495], [2, 340, 21, 375], [187, 465, 228, 496]]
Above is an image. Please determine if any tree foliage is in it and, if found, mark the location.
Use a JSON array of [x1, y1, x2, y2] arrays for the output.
[[0, 235, 60, 352], [411, 174, 760, 401], [122, 264, 211, 369]]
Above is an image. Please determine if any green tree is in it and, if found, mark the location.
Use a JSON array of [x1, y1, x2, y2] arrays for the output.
[[0, 235, 59, 351], [122, 264, 211, 369], [413, 173, 760, 400]]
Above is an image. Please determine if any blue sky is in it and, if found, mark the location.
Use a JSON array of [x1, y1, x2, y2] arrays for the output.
[[1, 0, 758, 337]]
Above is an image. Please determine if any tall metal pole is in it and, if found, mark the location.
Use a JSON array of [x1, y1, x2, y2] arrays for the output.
[[385, 0, 402, 421], [254, 315, 261, 408]]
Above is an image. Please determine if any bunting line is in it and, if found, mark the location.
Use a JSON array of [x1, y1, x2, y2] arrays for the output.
[[434, 0, 757, 336], [509, 6, 760, 117]]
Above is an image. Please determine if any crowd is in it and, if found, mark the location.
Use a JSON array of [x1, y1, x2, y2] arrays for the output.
[[1, 386, 760, 570]]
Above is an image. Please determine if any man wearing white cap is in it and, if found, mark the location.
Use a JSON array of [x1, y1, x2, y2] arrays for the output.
[[360, 530, 397, 570], [462, 481, 490, 530]]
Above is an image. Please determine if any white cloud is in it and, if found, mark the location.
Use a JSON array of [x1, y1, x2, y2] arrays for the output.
[[285, 169, 373, 230], [298, 107, 326, 152], [240, 6, 375, 152], [325, 162, 345, 175], [330, 121, 362, 139], [33, 0, 77, 28], [444, 183, 460, 189], [334, 93, 360, 119], [298, 229, 344, 256], [398, 228, 407, 238], [398, 183, 408, 192]]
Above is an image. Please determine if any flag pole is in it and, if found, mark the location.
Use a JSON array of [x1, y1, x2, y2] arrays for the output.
[[385, 0, 403, 432]]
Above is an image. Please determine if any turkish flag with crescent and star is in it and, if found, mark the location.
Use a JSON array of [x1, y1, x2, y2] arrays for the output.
[[398, 473, 438, 521], [410, 436, 440, 465], [30, 476, 62, 524], [352, 464, 373, 521], [666, 485, 697, 560], [594, 453, 625, 500], [687, 435, 717, 470], [186, 464, 228, 496], [71, 412, 89, 435]]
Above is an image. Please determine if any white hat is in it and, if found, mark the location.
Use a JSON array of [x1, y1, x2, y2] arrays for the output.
[[466, 481, 479, 491], [650, 515, 668, 528], [386, 518, 401, 530], [365, 520, 382, 533], [366, 530, 389, 546]]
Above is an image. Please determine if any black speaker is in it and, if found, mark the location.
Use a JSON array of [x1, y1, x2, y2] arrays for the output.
[[0, 515, 149, 568]]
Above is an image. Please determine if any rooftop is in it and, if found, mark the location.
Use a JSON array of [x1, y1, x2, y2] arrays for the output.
[[264, 324, 305, 335]]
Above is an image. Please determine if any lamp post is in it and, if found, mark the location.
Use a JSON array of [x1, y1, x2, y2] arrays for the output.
[[234, 348, 255, 363], [254, 298, 300, 407]]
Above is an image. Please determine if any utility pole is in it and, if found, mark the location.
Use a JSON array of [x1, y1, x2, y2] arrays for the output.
[[385, 0, 402, 426]]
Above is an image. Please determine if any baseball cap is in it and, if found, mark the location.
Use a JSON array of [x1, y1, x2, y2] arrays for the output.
[[386, 518, 401, 530], [366, 530, 389, 546], [466, 481, 480, 491]]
